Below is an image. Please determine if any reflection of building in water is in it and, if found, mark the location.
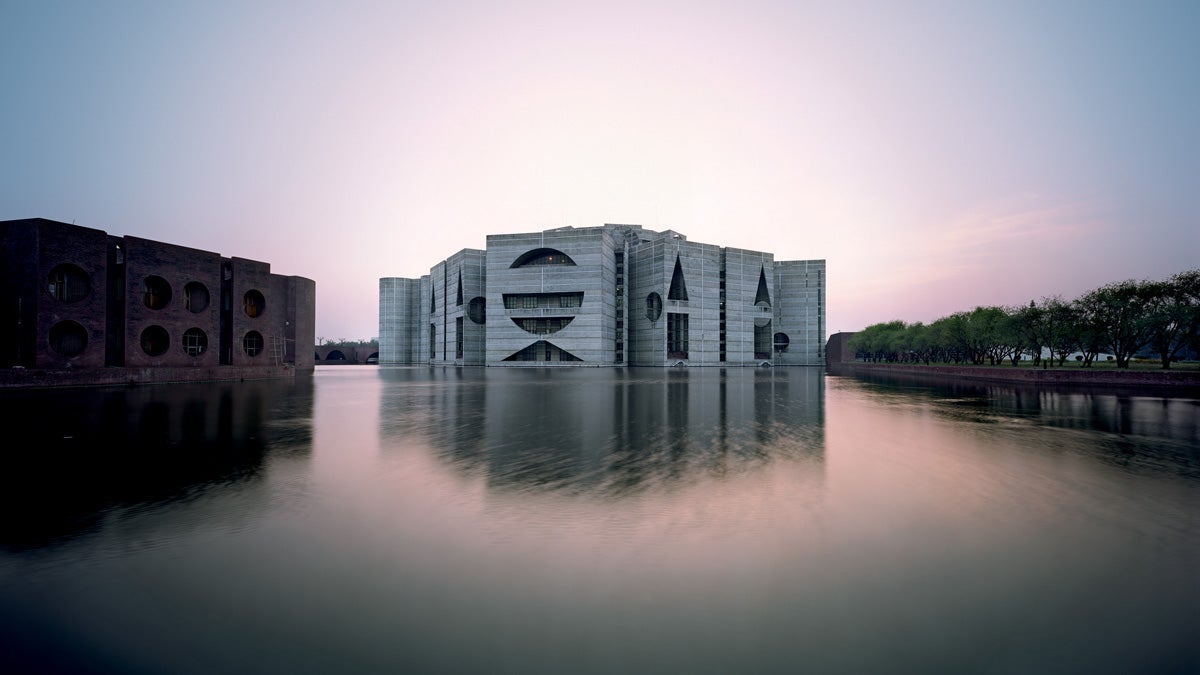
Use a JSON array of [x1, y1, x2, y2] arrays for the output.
[[0, 378, 313, 549], [0, 218, 315, 382], [378, 369, 825, 493], [380, 224, 825, 367]]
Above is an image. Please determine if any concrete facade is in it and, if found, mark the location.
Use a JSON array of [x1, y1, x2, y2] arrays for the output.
[[380, 223, 825, 367], [1, 218, 315, 378]]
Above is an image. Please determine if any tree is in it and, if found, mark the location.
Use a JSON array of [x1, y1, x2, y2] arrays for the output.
[[1144, 270, 1200, 369], [908, 322, 934, 364], [851, 321, 907, 362], [1073, 299, 1107, 367], [1076, 280, 1156, 368], [993, 307, 1025, 366], [968, 306, 1010, 365], [1040, 297, 1081, 366], [1012, 301, 1044, 365]]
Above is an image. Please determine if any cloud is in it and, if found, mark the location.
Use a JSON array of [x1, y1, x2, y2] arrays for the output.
[[854, 196, 1102, 294]]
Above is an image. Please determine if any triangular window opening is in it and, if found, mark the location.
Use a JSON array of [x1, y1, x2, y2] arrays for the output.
[[430, 287, 436, 314], [668, 255, 689, 301], [755, 265, 771, 306], [501, 340, 583, 362], [456, 271, 463, 306]]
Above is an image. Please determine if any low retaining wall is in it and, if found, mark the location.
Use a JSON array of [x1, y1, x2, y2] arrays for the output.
[[0, 364, 301, 389], [828, 362, 1200, 389]]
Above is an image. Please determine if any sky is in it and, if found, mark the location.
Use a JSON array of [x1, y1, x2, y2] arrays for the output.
[[3, 1, 1197, 340]]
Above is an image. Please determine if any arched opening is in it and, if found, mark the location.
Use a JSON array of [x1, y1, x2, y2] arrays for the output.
[[325, 349, 346, 361], [773, 332, 790, 352], [243, 290, 265, 318], [47, 264, 90, 303], [182, 328, 208, 356], [646, 292, 662, 322], [468, 296, 486, 324], [366, 352, 379, 363], [142, 276, 171, 310], [243, 331, 264, 357], [48, 320, 88, 357], [140, 325, 170, 356], [184, 282, 210, 313], [510, 248, 577, 268]]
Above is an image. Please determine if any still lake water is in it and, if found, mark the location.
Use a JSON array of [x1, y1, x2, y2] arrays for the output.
[[1, 366, 1197, 673]]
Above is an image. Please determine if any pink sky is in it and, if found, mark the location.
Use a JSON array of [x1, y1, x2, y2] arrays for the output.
[[3, 1, 1197, 339]]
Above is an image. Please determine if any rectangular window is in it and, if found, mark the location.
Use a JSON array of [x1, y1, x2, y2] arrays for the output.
[[456, 317, 464, 359], [504, 293, 583, 310], [667, 312, 689, 359], [429, 324, 436, 359], [755, 323, 772, 359]]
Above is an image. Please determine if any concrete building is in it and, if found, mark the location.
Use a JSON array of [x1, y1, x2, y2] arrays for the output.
[[381, 224, 824, 367], [1, 218, 315, 383]]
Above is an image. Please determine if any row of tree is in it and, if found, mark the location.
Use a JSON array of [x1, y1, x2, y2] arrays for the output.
[[850, 269, 1200, 369]]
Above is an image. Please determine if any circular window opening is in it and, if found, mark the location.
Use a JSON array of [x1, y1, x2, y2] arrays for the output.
[[142, 276, 172, 310], [47, 264, 91, 303], [646, 292, 663, 322], [773, 332, 790, 352], [468, 296, 486, 324], [182, 327, 208, 357], [48, 320, 88, 357], [140, 325, 170, 356], [184, 281, 210, 313], [243, 330, 264, 357], [243, 290, 265, 318]]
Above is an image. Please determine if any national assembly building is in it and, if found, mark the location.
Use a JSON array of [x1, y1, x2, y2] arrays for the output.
[[379, 224, 824, 367]]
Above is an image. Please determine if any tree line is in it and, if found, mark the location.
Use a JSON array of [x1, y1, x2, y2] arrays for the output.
[[849, 269, 1200, 369]]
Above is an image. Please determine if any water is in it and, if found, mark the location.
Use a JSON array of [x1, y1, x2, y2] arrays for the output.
[[1, 367, 1197, 674]]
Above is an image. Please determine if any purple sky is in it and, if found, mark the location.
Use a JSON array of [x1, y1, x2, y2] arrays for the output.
[[3, 1, 1197, 340]]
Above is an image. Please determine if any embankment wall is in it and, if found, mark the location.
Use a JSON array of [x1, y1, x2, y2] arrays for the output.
[[827, 362, 1200, 389]]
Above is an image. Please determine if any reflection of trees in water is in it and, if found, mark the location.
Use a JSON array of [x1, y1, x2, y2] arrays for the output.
[[847, 371, 1200, 475], [379, 368, 825, 495], [0, 378, 314, 550]]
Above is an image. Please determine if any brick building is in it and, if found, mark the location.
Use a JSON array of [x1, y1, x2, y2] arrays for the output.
[[1, 218, 315, 376]]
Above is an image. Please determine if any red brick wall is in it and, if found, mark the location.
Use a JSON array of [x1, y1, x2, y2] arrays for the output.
[[36, 220, 110, 368], [123, 236, 224, 368], [229, 257, 274, 367], [3, 218, 315, 375]]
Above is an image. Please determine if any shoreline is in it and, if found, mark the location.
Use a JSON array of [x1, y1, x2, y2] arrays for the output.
[[0, 364, 306, 389], [827, 362, 1200, 393]]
